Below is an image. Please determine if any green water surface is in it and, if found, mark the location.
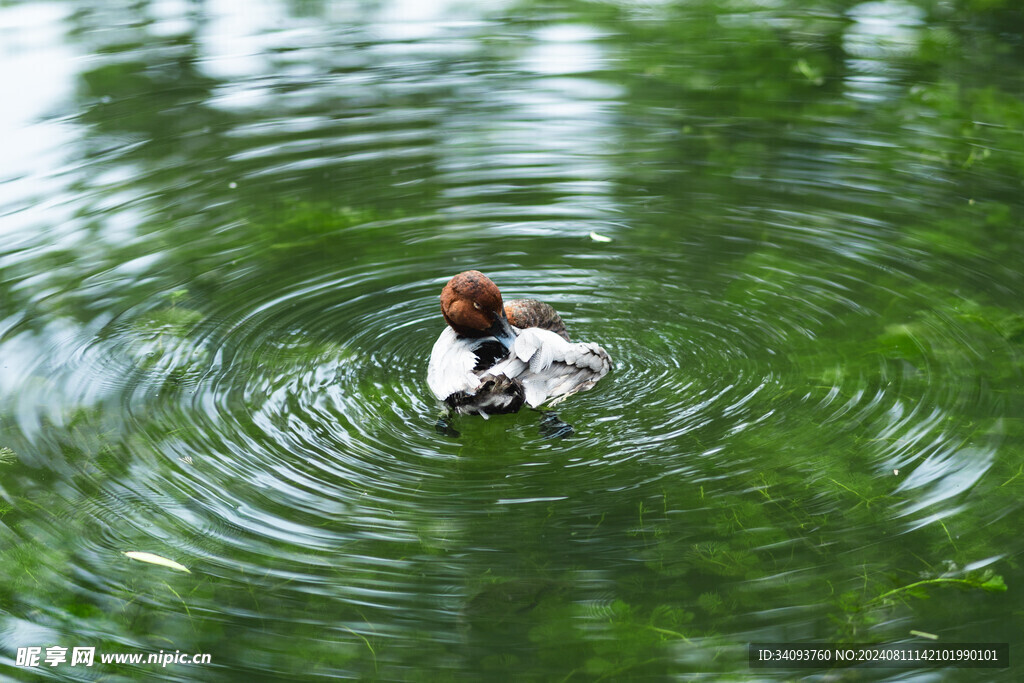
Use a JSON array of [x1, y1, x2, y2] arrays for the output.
[[1, 0, 1022, 680]]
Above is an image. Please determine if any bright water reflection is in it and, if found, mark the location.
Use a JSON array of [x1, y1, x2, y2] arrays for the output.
[[1, 0, 1023, 680]]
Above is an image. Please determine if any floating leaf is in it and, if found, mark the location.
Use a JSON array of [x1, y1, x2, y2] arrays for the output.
[[589, 231, 612, 243], [123, 552, 191, 574]]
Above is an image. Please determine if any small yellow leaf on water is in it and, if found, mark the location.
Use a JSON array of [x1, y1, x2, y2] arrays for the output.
[[910, 630, 938, 640], [123, 552, 191, 574], [589, 231, 612, 243]]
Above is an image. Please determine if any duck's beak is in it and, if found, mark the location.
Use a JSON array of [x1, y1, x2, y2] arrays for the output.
[[487, 311, 516, 348]]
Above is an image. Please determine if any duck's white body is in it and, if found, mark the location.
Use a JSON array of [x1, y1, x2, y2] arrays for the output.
[[428, 324, 611, 416]]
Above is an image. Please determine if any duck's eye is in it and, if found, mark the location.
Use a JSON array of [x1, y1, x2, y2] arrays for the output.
[[472, 302, 481, 310]]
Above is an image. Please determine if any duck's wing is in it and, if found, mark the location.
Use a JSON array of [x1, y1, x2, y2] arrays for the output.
[[483, 327, 611, 408], [427, 328, 483, 401], [504, 299, 570, 341]]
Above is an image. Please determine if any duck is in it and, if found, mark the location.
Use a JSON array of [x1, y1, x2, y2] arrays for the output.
[[427, 270, 611, 416]]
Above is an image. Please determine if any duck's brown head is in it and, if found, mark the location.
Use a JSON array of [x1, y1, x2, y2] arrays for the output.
[[440, 270, 515, 342]]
